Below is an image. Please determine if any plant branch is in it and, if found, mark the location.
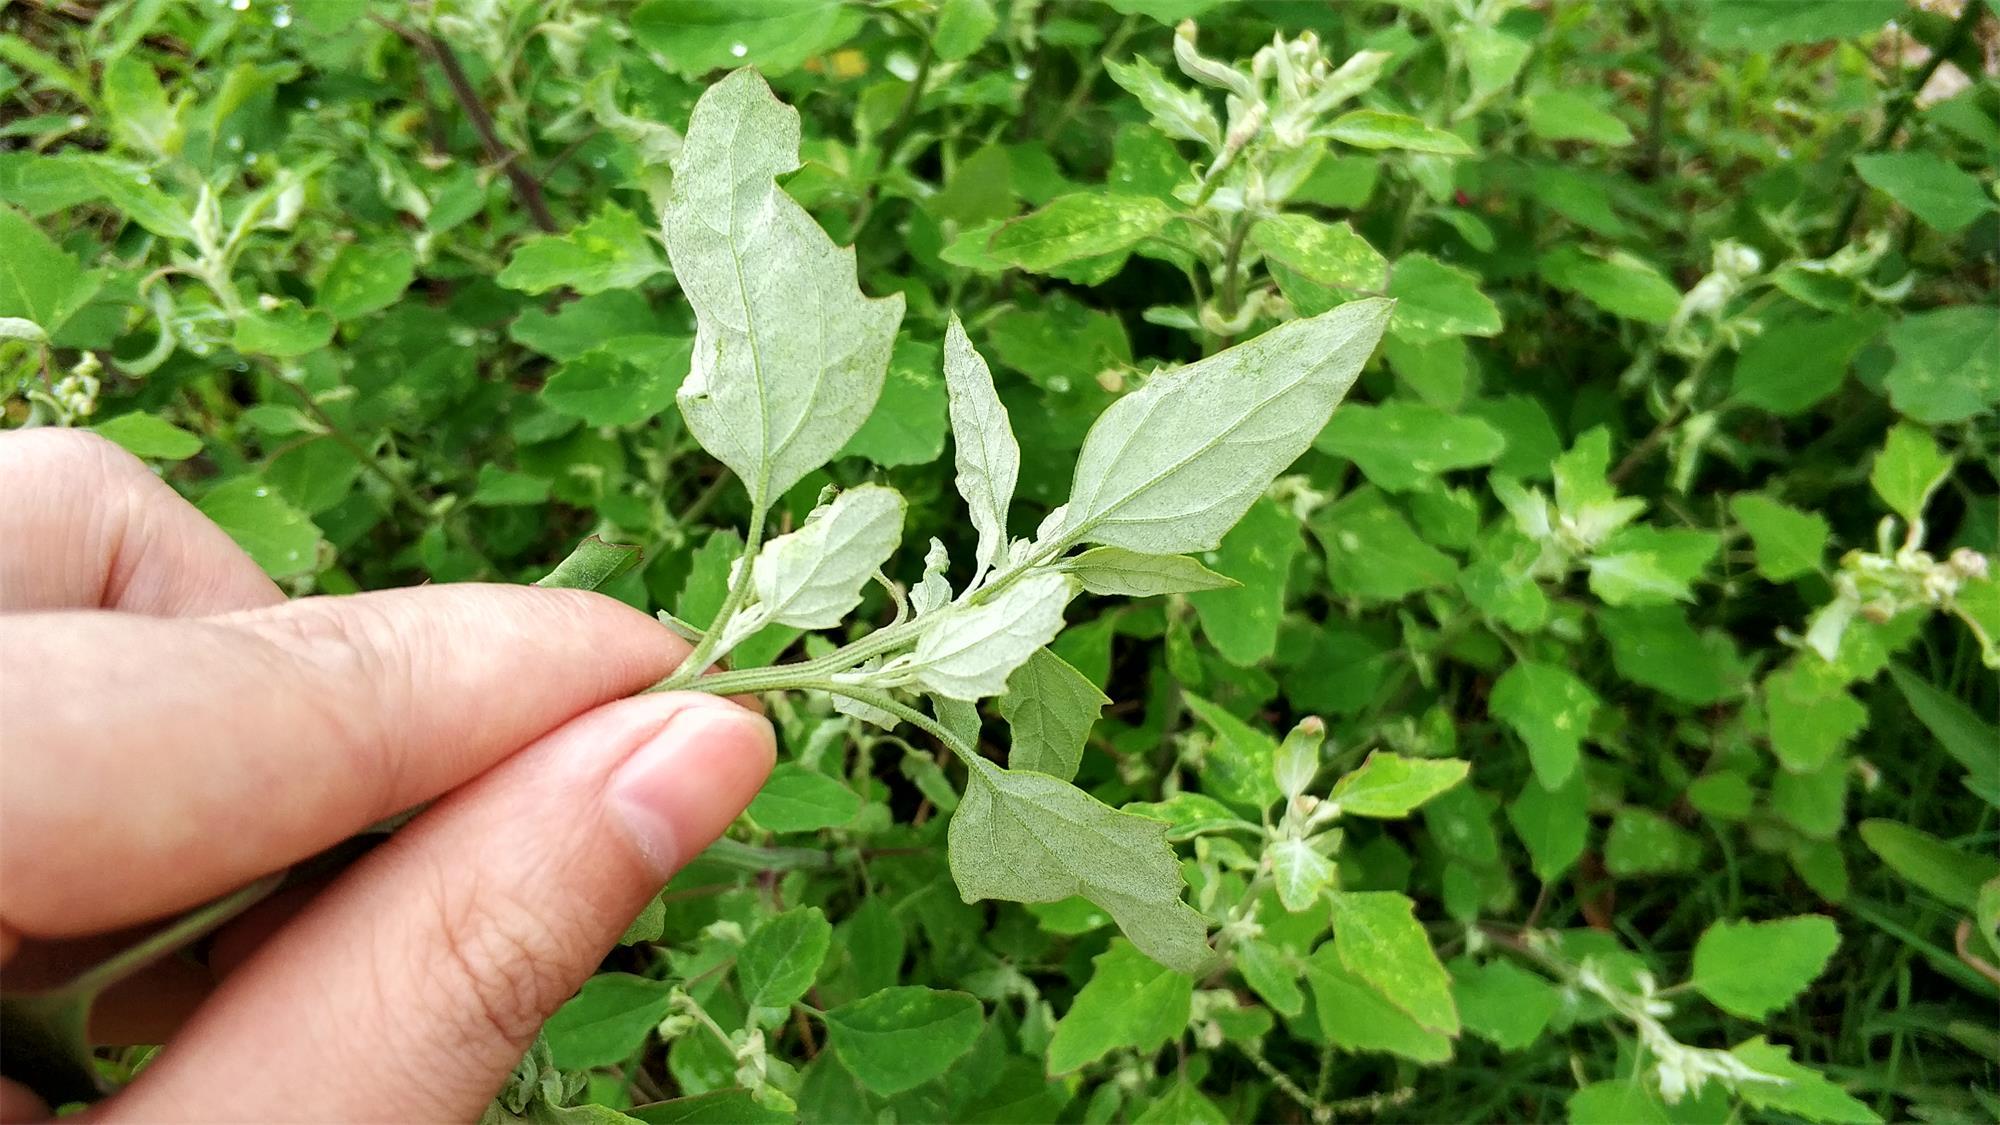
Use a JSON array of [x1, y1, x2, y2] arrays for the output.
[[661, 504, 770, 688], [372, 15, 557, 232], [1820, 1, 1982, 256]]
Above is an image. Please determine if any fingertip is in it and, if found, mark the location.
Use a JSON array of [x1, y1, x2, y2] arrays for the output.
[[606, 695, 777, 878]]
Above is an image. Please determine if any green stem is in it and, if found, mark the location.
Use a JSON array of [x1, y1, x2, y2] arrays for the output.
[[1235, 1042, 1327, 1122], [61, 874, 284, 1000], [1041, 15, 1139, 141], [662, 504, 769, 688]]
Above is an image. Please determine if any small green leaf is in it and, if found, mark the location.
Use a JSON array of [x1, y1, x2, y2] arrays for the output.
[[999, 648, 1108, 782], [1314, 402, 1507, 492], [1251, 213, 1388, 306], [1764, 660, 1867, 772], [1303, 945, 1452, 1063], [985, 193, 1175, 273], [737, 907, 832, 1012], [1522, 89, 1632, 146], [1329, 751, 1469, 818], [541, 973, 675, 1070], [497, 205, 666, 296], [0, 206, 94, 334], [232, 299, 334, 358], [631, 0, 861, 77], [1888, 665, 2000, 804], [1045, 939, 1193, 1074], [1853, 151, 1993, 234], [1061, 546, 1238, 597], [1507, 774, 1589, 883], [1603, 807, 1701, 876], [1691, 915, 1840, 1019], [1328, 891, 1458, 1034], [1312, 486, 1461, 603], [1567, 1080, 1671, 1124], [1183, 694, 1281, 810], [1538, 246, 1680, 325], [1270, 838, 1338, 914], [1869, 422, 1952, 526], [1729, 1038, 1883, 1124], [940, 316, 1018, 577], [1731, 494, 1829, 582], [1489, 660, 1600, 789], [535, 536, 641, 592], [1858, 819, 2000, 910], [197, 476, 320, 579], [747, 764, 862, 832], [842, 338, 948, 469], [1387, 253, 1501, 343], [1106, 56, 1220, 148], [1881, 307, 2000, 424], [317, 243, 416, 320], [1452, 959, 1559, 1050], [1326, 109, 1473, 155], [88, 412, 202, 461], [540, 338, 691, 428], [1188, 497, 1301, 667], [822, 987, 983, 1096]]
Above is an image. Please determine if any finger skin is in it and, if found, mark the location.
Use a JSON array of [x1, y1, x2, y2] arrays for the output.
[[104, 693, 774, 1123], [0, 429, 283, 615], [0, 585, 688, 936]]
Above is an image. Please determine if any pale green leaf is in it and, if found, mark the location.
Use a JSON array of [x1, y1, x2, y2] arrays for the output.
[[1105, 56, 1220, 148], [541, 337, 691, 428], [1539, 246, 1680, 325], [943, 316, 1018, 578], [232, 298, 333, 358], [535, 536, 641, 592], [1251, 213, 1388, 300], [985, 193, 1175, 273], [1326, 109, 1473, 155], [910, 572, 1073, 700], [1387, 253, 1501, 343], [751, 485, 904, 630], [1060, 298, 1393, 555], [1271, 838, 1338, 913], [948, 759, 1211, 973], [1060, 546, 1237, 597], [1044, 939, 1192, 1074], [1603, 807, 1701, 876], [317, 242, 416, 320], [1313, 486, 1460, 602], [1727, 311, 1884, 415], [1858, 819, 2000, 910], [999, 648, 1108, 781], [665, 70, 904, 507], [1888, 665, 2000, 804], [1691, 915, 1840, 1019], [631, 0, 862, 77]]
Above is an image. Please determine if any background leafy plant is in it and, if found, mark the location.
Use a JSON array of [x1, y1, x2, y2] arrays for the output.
[[3, 0, 1997, 1122]]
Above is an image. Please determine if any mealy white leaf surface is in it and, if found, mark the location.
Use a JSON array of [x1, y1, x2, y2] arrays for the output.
[[910, 572, 1074, 700], [665, 69, 905, 506], [750, 484, 905, 629], [943, 315, 1019, 582]]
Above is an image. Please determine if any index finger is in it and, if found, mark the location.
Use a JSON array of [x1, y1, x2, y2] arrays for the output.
[[0, 584, 691, 938]]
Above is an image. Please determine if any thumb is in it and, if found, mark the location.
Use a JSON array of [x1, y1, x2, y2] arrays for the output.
[[103, 693, 775, 1124]]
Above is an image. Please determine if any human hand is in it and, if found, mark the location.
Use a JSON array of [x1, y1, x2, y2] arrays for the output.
[[0, 430, 775, 1123]]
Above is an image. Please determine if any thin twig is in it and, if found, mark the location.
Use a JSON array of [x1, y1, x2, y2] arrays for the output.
[[372, 14, 557, 231]]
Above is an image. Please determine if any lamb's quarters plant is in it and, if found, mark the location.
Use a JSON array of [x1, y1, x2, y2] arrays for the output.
[[4, 1, 1998, 1122]]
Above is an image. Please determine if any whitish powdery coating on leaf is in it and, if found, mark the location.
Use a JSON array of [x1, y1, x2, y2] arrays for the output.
[[942, 315, 1019, 583], [664, 69, 905, 507], [750, 485, 905, 629], [1059, 297, 1394, 555]]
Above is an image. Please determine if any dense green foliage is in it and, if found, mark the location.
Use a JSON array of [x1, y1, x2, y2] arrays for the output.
[[4, 1, 1998, 1121]]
